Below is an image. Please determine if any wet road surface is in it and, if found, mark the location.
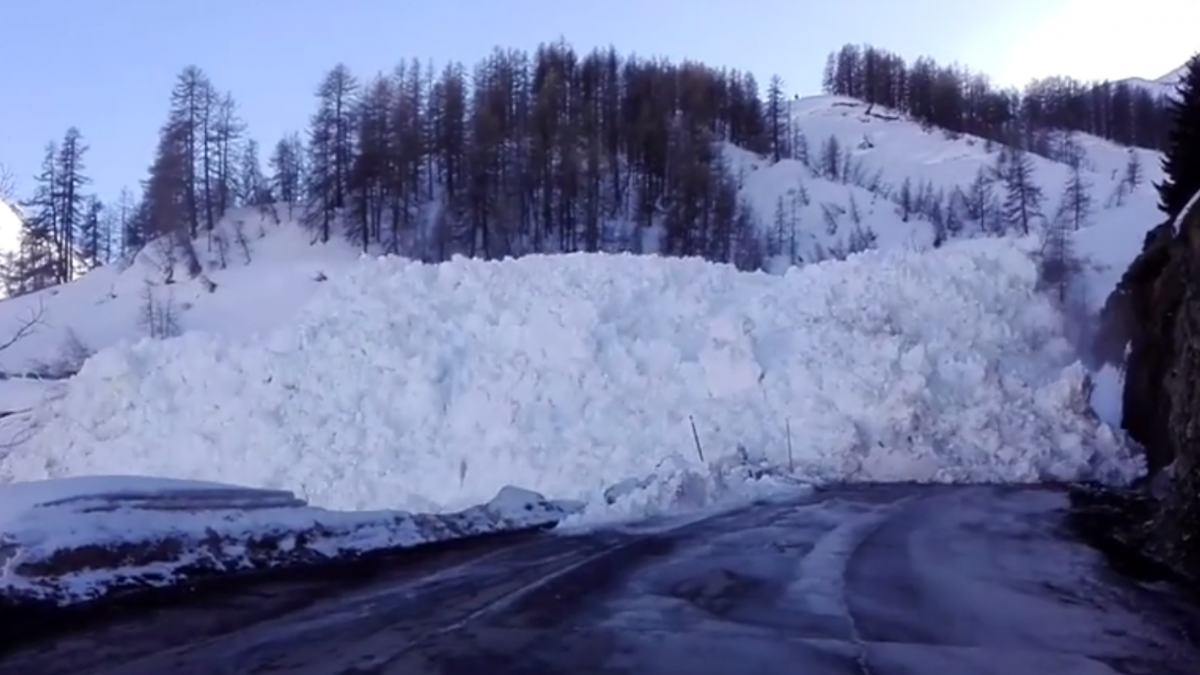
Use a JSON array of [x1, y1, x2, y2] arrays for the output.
[[2, 484, 1197, 674]]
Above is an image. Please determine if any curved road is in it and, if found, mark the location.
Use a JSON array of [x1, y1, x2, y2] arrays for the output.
[[2, 485, 1196, 674]]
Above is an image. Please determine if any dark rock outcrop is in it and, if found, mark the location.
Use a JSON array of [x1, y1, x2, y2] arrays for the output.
[[1095, 194, 1200, 578]]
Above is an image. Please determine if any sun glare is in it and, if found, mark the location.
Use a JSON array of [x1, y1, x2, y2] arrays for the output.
[[0, 201, 21, 257], [998, 0, 1199, 88]]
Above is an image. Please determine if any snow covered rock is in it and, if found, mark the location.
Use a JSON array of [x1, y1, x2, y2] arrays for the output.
[[0, 476, 577, 609], [1095, 187, 1200, 579]]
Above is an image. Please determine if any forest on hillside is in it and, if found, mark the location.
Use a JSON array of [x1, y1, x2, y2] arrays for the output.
[[0, 40, 1185, 297], [822, 43, 1174, 154]]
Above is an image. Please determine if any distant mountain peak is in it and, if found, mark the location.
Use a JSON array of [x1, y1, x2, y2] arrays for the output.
[[1156, 63, 1188, 85]]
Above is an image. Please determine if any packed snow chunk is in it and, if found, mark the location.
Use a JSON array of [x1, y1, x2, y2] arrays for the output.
[[0, 476, 573, 607], [3, 239, 1139, 515]]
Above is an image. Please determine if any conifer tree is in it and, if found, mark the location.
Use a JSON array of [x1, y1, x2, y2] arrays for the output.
[[1156, 54, 1200, 219]]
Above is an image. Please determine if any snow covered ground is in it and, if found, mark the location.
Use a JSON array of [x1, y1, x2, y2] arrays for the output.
[[0, 475, 574, 606], [0, 94, 1166, 594], [0, 205, 362, 375]]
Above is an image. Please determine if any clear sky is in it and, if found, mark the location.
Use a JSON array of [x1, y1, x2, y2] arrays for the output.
[[0, 0, 1197, 205]]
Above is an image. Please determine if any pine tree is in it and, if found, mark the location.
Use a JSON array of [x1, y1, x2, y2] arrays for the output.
[[769, 195, 787, 257], [821, 53, 837, 94], [77, 196, 104, 270], [142, 120, 202, 279], [306, 64, 359, 243], [269, 133, 305, 205], [996, 146, 1043, 234], [237, 139, 268, 206], [168, 66, 216, 237], [99, 202, 118, 265], [212, 92, 245, 217], [1156, 53, 1200, 219], [765, 75, 787, 162], [1040, 212, 1077, 305], [15, 144, 61, 293], [1057, 164, 1093, 231], [898, 177, 914, 222], [1055, 135, 1093, 231], [820, 135, 841, 180], [114, 187, 143, 257], [1125, 149, 1144, 190], [55, 127, 90, 281]]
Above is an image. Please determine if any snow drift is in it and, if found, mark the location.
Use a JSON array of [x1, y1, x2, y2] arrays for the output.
[[1, 237, 1139, 516], [0, 476, 572, 607]]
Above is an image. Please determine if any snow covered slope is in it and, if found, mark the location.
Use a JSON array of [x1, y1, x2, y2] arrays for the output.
[[735, 96, 1162, 263], [0, 205, 362, 377], [0, 237, 1138, 519], [786, 96, 1161, 201]]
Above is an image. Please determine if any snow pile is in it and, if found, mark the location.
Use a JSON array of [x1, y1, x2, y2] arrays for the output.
[[0, 235, 1139, 518], [0, 475, 573, 607]]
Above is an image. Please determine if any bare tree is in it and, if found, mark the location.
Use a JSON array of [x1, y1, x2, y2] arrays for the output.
[[0, 162, 13, 202], [0, 298, 46, 354], [138, 279, 181, 339], [1055, 150, 1094, 231], [1124, 149, 1144, 190]]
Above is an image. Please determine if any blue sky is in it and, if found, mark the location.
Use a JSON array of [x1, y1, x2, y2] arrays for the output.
[[1, 0, 1196, 202]]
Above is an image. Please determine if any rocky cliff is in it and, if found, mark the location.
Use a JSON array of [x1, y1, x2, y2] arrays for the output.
[[1095, 192, 1200, 578]]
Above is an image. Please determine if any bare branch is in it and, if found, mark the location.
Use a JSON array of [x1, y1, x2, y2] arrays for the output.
[[0, 162, 13, 202], [0, 296, 46, 353], [0, 409, 40, 453]]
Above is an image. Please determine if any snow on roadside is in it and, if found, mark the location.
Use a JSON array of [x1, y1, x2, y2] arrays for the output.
[[0, 235, 1141, 521], [0, 475, 575, 607]]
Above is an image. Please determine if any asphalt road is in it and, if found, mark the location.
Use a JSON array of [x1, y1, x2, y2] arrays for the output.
[[2, 484, 1197, 675]]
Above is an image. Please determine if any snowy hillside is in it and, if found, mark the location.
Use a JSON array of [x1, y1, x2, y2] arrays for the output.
[[733, 96, 1161, 261], [0, 93, 1166, 525], [0, 205, 363, 376], [790, 96, 1161, 194]]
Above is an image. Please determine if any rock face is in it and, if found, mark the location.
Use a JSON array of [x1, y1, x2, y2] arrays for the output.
[[1095, 194, 1200, 578]]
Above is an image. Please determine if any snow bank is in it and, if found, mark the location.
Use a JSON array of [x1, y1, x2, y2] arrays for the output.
[[0, 476, 573, 607], [1, 238, 1140, 517]]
